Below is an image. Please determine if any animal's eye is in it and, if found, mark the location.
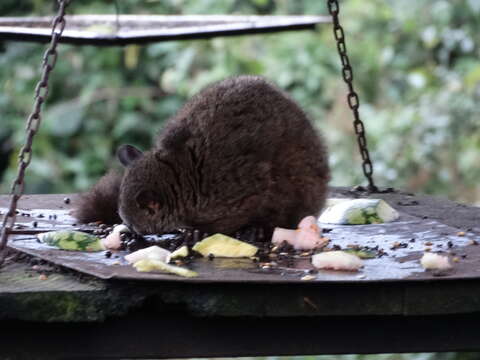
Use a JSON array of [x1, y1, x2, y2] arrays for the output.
[[135, 190, 161, 216]]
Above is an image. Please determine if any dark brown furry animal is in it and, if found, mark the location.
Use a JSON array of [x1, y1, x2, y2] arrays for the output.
[[74, 76, 330, 235]]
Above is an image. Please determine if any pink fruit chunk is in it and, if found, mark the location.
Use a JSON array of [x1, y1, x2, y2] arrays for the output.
[[102, 232, 122, 250], [271, 216, 327, 250], [297, 215, 321, 234]]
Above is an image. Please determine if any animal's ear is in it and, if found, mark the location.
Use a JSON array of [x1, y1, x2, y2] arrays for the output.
[[135, 190, 161, 216], [117, 144, 143, 167]]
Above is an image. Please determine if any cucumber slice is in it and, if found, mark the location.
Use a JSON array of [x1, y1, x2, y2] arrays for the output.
[[319, 199, 399, 225], [37, 230, 105, 252]]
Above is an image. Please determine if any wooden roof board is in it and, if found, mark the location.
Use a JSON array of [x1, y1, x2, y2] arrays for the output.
[[0, 15, 331, 46]]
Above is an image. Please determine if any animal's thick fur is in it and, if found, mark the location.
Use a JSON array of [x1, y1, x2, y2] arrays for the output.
[[74, 170, 123, 225], [75, 76, 330, 235]]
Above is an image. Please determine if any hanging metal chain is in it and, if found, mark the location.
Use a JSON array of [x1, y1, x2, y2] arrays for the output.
[[327, 0, 378, 192], [0, 0, 70, 268]]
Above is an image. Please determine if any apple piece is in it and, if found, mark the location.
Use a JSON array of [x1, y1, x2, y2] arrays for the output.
[[312, 251, 363, 271], [125, 245, 171, 264], [420, 253, 452, 270]]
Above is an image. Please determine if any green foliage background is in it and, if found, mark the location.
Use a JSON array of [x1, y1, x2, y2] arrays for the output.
[[1, 0, 479, 208]]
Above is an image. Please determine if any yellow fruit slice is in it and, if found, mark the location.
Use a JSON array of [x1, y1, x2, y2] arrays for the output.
[[133, 259, 198, 278], [192, 234, 258, 258]]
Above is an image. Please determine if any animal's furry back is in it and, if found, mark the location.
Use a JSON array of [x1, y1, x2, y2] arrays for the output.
[[73, 170, 123, 224]]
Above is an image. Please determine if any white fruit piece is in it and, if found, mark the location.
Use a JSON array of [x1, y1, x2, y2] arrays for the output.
[[420, 253, 452, 270], [319, 199, 399, 225], [102, 232, 122, 250], [271, 228, 297, 245], [112, 224, 130, 234], [124, 245, 171, 264], [311, 251, 363, 271]]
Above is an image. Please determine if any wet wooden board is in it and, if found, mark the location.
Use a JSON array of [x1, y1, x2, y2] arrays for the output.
[[0, 15, 330, 46], [2, 189, 479, 284]]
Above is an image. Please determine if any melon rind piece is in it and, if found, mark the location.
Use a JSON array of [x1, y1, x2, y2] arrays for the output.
[[125, 245, 171, 264], [133, 259, 198, 278], [192, 234, 258, 258], [37, 230, 105, 252], [167, 245, 189, 262], [319, 199, 399, 225], [312, 251, 363, 271]]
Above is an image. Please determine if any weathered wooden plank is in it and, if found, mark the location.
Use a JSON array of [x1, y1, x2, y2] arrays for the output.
[[0, 15, 330, 46], [0, 262, 100, 293]]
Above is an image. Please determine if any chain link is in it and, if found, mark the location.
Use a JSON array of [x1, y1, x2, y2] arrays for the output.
[[327, 0, 378, 192], [0, 0, 70, 268]]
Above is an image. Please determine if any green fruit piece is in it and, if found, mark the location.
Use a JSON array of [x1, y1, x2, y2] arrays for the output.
[[192, 234, 258, 258], [133, 259, 198, 278], [37, 230, 104, 252], [169, 246, 189, 260], [319, 199, 399, 225]]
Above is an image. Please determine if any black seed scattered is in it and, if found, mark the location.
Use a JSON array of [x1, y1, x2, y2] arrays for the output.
[[104, 251, 112, 258], [63, 197, 70, 204], [193, 229, 200, 244], [208, 253, 215, 261], [447, 241, 453, 248], [33, 221, 38, 228]]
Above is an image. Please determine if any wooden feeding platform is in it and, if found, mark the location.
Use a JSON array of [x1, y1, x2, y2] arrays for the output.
[[0, 15, 330, 46], [1, 187, 480, 359]]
